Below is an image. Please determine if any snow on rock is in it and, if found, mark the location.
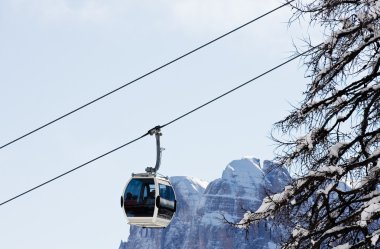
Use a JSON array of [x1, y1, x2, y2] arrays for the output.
[[267, 241, 278, 249], [186, 157, 272, 249], [263, 160, 291, 194], [222, 157, 263, 187], [119, 156, 291, 249]]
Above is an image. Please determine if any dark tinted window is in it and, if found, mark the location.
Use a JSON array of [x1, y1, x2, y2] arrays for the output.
[[157, 184, 176, 220], [123, 178, 155, 217], [159, 184, 175, 201]]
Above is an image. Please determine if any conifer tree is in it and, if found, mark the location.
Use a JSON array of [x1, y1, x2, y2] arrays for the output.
[[237, 1, 380, 247]]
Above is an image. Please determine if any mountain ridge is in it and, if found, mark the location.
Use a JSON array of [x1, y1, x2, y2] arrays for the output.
[[119, 156, 290, 249]]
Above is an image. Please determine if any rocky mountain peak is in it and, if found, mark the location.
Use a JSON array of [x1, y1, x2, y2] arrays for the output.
[[119, 156, 291, 249]]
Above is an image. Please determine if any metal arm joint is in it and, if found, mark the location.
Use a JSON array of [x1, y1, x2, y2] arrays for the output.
[[145, 126, 163, 174]]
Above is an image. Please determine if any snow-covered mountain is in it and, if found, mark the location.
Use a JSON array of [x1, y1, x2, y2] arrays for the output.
[[119, 157, 291, 249]]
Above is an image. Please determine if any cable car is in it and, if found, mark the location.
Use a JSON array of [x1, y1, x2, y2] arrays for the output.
[[120, 127, 176, 228]]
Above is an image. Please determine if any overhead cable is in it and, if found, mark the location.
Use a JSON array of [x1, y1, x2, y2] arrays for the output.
[[0, 0, 295, 151], [0, 133, 150, 207], [0, 44, 319, 207]]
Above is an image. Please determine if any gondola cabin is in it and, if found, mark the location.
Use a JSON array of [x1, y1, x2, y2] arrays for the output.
[[121, 173, 176, 228]]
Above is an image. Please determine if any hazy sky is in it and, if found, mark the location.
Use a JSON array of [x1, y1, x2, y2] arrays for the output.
[[0, 1, 317, 248]]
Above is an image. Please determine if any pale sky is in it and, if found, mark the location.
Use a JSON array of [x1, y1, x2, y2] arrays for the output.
[[0, 1, 316, 248]]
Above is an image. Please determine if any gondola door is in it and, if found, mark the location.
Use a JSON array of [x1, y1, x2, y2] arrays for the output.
[[156, 179, 176, 221], [123, 177, 156, 218]]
